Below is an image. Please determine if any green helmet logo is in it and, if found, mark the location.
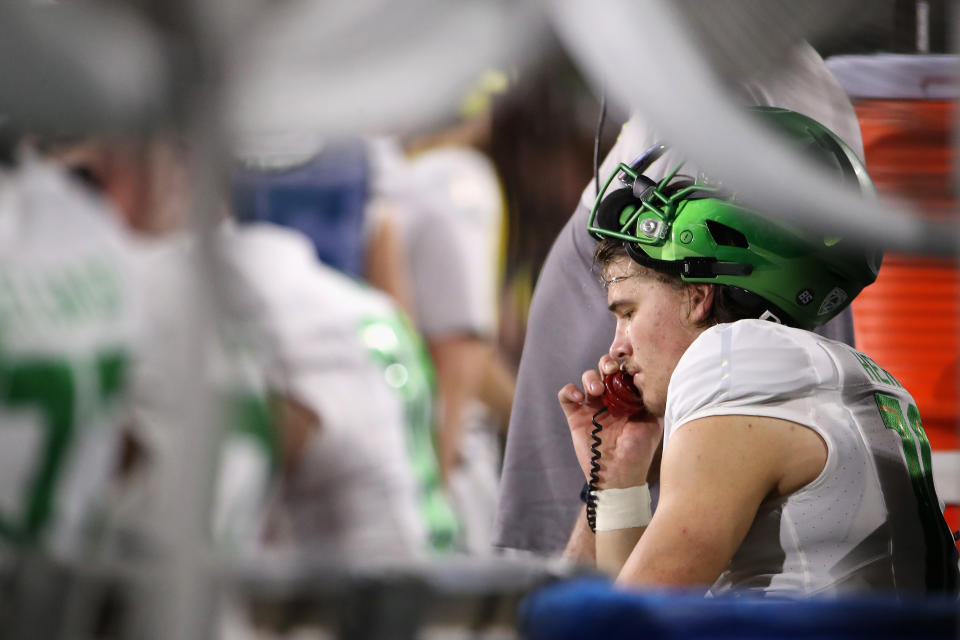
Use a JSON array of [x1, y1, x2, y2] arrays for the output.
[[587, 107, 882, 330]]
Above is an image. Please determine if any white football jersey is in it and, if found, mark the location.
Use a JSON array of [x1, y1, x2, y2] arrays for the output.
[[665, 319, 959, 595], [408, 146, 503, 338], [220, 223, 458, 557], [0, 158, 137, 559], [368, 138, 486, 339], [406, 147, 506, 554], [124, 232, 277, 555]]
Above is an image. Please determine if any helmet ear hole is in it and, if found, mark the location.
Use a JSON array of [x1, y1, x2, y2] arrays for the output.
[[595, 187, 643, 235], [706, 220, 749, 248]]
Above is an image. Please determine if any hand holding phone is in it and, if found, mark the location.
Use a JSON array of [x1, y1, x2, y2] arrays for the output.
[[601, 369, 645, 418]]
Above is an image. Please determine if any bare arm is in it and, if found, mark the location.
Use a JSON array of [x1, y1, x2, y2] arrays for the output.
[[477, 345, 516, 434], [365, 204, 417, 323], [269, 392, 322, 472], [593, 444, 661, 575], [563, 506, 596, 565], [616, 414, 826, 588], [430, 335, 488, 480], [563, 498, 652, 576], [597, 527, 647, 576], [559, 355, 662, 574]]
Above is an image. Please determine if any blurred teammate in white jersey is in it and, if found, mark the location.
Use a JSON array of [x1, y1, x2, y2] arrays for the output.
[[221, 222, 459, 556], [369, 131, 516, 555], [0, 149, 138, 560], [55, 135, 458, 558]]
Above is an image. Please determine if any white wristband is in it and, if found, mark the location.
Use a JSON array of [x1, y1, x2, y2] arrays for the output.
[[595, 485, 652, 531]]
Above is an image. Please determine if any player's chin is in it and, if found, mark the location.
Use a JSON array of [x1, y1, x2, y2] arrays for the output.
[[641, 388, 668, 418]]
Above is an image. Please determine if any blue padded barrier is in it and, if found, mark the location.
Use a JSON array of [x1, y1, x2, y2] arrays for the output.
[[518, 577, 959, 640]]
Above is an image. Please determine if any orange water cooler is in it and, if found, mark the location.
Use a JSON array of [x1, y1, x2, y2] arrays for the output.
[[829, 54, 960, 534]]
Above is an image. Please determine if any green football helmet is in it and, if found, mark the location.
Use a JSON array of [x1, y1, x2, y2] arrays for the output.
[[587, 107, 882, 330]]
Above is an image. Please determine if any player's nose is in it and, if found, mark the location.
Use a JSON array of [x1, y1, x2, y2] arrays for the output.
[[608, 330, 632, 361]]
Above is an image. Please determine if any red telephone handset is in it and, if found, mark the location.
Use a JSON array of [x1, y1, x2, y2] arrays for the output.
[[601, 369, 644, 418], [585, 369, 646, 532]]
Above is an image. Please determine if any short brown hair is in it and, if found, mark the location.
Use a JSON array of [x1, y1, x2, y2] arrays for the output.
[[594, 238, 679, 288]]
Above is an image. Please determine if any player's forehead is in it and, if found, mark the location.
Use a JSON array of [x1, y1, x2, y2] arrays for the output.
[[601, 255, 638, 284], [603, 257, 678, 308], [602, 256, 659, 296], [602, 258, 643, 306]]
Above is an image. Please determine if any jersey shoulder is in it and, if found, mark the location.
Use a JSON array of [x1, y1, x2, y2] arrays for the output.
[[0, 159, 139, 356], [1, 159, 132, 254], [409, 146, 503, 230], [224, 222, 398, 321], [666, 320, 838, 433]]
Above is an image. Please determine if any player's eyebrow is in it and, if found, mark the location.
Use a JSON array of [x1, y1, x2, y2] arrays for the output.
[[599, 273, 635, 288], [608, 299, 633, 316]]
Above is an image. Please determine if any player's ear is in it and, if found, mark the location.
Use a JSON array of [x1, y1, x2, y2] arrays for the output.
[[684, 283, 715, 325]]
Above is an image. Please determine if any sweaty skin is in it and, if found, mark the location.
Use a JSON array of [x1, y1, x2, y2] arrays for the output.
[[559, 257, 826, 585]]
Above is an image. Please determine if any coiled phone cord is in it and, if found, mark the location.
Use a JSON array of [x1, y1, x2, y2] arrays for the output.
[[585, 407, 606, 533]]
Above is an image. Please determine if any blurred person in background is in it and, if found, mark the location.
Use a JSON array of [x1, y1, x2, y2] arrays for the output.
[[0, 129, 164, 638], [220, 223, 460, 557], [367, 78, 518, 555], [233, 78, 521, 557], [0, 134, 139, 565], [40, 133, 281, 554], [46, 133, 459, 559], [230, 134, 463, 555], [487, 41, 622, 368], [407, 143, 515, 555], [495, 42, 867, 557]]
